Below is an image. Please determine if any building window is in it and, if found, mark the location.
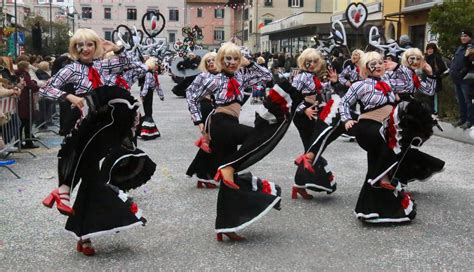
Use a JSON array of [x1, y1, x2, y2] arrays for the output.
[[315, 0, 321, 12], [249, 20, 253, 34], [169, 32, 176, 43], [214, 9, 224, 19], [169, 9, 179, 21], [264, 19, 272, 25], [243, 8, 249, 20], [104, 8, 111, 20], [264, 0, 273, 7], [289, 0, 302, 8], [127, 8, 137, 20], [243, 29, 249, 41], [197, 8, 203, 18], [214, 29, 224, 41], [146, 9, 158, 20], [104, 31, 112, 41], [81, 7, 92, 19]]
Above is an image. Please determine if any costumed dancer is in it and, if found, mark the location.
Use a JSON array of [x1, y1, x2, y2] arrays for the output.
[[340, 51, 417, 223], [40, 29, 156, 255], [186, 43, 290, 241], [286, 48, 340, 199], [338, 49, 364, 91], [139, 61, 165, 140], [390, 48, 445, 185], [185, 52, 220, 188]]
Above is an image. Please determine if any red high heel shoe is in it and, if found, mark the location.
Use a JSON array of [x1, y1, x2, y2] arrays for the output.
[[214, 169, 239, 190], [294, 154, 315, 173], [216, 232, 246, 242], [291, 186, 313, 200], [42, 189, 74, 216], [195, 136, 212, 153], [77, 240, 95, 256], [197, 181, 218, 189]]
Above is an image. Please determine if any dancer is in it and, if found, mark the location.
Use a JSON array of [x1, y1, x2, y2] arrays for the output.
[[288, 48, 339, 199], [185, 52, 220, 188], [340, 51, 417, 223], [186, 42, 289, 241], [40, 29, 155, 255], [338, 49, 364, 89], [139, 61, 165, 140]]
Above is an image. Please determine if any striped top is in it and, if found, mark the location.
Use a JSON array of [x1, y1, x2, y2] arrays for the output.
[[186, 62, 271, 124], [397, 67, 437, 96], [338, 64, 363, 86], [292, 71, 333, 113], [339, 77, 397, 122], [40, 51, 146, 99], [141, 72, 164, 99]]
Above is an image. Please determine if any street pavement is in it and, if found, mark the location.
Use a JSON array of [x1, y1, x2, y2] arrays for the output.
[[1, 75, 473, 271]]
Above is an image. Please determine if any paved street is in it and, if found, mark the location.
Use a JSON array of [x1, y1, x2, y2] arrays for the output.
[[1, 75, 473, 271]]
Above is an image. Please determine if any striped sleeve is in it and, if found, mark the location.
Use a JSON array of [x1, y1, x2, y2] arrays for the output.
[[338, 65, 351, 86], [416, 76, 437, 96], [186, 73, 219, 124], [384, 65, 414, 94], [39, 65, 75, 100], [339, 82, 362, 122], [240, 62, 272, 90]]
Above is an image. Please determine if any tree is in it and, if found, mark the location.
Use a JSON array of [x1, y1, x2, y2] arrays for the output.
[[23, 16, 70, 56], [428, 0, 474, 58]]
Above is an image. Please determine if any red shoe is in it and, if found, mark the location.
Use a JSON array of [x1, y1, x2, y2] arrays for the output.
[[77, 240, 95, 256], [294, 154, 315, 173], [214, 169, 239, 190], [291, 186, 313, 200], [42, 189, 74, 216], [216, 232, 246, 242], [194, 136, 212, 153]]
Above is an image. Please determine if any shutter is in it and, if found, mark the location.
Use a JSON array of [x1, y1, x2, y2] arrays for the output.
[[300, 0, 304, 7], [288, 0, 291, 7]]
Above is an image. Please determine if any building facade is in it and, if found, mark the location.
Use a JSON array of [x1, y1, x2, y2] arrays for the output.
[[2, 0, 73, 28], [73, 0, 186, 46], [186, 0, 235, 50]]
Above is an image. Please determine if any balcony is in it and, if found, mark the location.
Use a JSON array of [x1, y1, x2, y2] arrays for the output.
[[405, 0, 436, 7]]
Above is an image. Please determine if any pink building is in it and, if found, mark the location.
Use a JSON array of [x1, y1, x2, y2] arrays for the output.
[[186, 0, 235, 50]]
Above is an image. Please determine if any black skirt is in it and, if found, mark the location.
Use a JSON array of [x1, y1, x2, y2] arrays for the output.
[[294, 156, 336, 193], [139, 88, 160, 140]]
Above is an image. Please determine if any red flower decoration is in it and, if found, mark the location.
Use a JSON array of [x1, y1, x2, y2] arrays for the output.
[[375, 81, 391, 95], [261, 179, 272, 195], [115, 75, 129, 90], [400, 192, 410, 209], [226, 77, 241, 98]]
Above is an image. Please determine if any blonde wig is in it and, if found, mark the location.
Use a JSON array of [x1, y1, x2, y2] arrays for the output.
[[198, 52, 218, 72], [216, 42, 242, 72], [297, 48, 324, 72], [352, 49, 365, 66], [360, 51, 384, 78], [401, 48, 424, 67], [68, 28, 103, 60]]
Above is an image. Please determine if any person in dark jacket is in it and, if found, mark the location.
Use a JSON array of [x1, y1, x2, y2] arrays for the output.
[[450, 30, 474, 129], [16, 61, 40, 149], [425, 42, 447, 114]]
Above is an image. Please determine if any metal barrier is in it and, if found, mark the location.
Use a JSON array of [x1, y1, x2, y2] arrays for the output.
[[0, 96, 21, 178]]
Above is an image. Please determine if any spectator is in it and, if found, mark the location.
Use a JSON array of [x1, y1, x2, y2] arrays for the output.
[[450, 30, 474, 129], [399, 35, 413, 49], [35, 61, 53, 128], [15, 61, 40, 149], [425, 42, 448, 115]]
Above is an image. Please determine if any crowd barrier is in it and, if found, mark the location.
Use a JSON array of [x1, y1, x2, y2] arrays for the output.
[[0, 96, 21, 178]]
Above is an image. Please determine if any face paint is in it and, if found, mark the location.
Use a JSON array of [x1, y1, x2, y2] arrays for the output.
[[407, 56, 421, 67], [206, 58, 215, 66], [224, 55, 239, 68], [76, 40, 96, 55], [305, 59, 319, 71], [367, 59, 383, 73]]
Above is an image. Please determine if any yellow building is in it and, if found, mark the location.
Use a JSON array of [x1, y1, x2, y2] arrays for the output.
[[385, 0, 444, 49]]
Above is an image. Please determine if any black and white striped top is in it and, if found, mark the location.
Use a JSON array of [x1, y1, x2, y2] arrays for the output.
[[141, 72, 164, 99], [338, 64, 363, 86], [186, 62, 271, 124], [339, 77, 397, 122], [397, 67, 437, 96], [291, 71, 333, 113], [40, 51, 145, 99]]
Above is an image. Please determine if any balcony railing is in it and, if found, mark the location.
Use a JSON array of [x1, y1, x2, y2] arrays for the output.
[[405, 0, 435, 7]]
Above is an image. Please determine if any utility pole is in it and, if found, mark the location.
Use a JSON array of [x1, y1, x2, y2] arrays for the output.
[[49, 0, 53, 41], [14, 0, 17, 57]]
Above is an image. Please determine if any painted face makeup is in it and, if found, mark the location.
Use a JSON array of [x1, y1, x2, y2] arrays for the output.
[[224, 55, 239, 68], [407, 56, 422, 67], [367, 59, 384, 73], [206, 58, 215, 66], [305, 59, 319, 71], [76, 40, 96, 54]]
